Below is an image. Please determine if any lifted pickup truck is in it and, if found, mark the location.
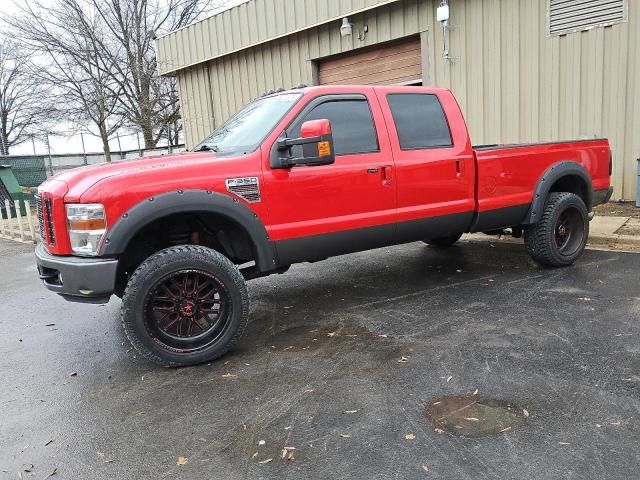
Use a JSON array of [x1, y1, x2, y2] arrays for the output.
[[35, 85, 612, 366]]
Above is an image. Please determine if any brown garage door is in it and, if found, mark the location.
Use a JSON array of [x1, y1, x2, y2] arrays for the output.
[[318, 37, 422, 86]]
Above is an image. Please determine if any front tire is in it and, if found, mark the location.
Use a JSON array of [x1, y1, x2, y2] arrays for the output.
[[525, 192, 589, 267], [121, 245, 249, 367]]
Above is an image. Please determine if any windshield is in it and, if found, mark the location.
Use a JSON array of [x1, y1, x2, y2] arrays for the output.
[[194, 93, 302, 153]]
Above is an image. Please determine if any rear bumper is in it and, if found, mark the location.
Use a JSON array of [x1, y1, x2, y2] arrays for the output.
[[593, 187, 614, 207], [35, 243, 118, 304]]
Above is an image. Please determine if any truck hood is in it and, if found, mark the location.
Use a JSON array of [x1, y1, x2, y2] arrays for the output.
[[48, 151, 219, 201]]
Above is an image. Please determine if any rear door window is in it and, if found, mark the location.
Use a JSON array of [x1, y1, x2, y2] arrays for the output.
[[387, 94, 452, 149]]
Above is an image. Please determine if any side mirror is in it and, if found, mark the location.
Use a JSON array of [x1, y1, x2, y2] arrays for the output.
[[272, 119, 336, 169]]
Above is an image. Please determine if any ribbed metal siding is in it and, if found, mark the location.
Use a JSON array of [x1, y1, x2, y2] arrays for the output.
[[548, 0, 627, 36], [157, 0, 403, 74], [174, 0, 639, 201]]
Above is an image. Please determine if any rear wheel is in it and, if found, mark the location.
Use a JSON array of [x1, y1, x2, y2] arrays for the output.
[[121, 245, 249, 367], [425, 232, 463, 248], [525, 192, 589, 267]]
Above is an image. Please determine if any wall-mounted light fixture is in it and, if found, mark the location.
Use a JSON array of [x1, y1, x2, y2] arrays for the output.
[[340, 17, 353, 37], [437, 1, 452, 62]]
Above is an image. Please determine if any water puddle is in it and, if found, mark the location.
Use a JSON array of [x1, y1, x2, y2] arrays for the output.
[[425, 394, 528, 437]]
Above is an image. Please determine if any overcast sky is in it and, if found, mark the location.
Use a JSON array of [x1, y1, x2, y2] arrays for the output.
[[0, 0, 245, 156]]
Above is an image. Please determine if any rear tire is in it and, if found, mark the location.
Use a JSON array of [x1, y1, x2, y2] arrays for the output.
[[121, 245, 249, 367], [425, 232, 463, 248], [524, 192, 589, 267]]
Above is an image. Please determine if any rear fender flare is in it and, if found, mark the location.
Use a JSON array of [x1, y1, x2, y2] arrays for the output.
[[100, 190, 277, 272], [526, 162, 592, 224]]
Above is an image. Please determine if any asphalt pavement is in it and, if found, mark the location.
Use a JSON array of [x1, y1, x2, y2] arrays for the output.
[[1, 238, 639, 479]]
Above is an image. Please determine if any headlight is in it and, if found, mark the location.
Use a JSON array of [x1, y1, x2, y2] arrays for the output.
[[66, 204, 107, 256]]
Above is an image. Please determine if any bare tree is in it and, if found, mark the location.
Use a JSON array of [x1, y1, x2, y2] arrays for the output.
[[0, 39, 53, 156], [90, 0, 213, 148], [6, 0, 124, 161]]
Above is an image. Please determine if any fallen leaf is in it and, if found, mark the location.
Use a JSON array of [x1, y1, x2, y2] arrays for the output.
[[500, 427, 512, 433], [176, 456, 188, 466], [304, 389, 314, 393], [258, 440, 266, 446], [252, 452, 258, 459], [473, 389, 479, 395], [421, 464, 429, 473], [446, 376, 453, 383], [523, 409, 530, 418], [464, 417, 479, 422], [343, 410, 358, 414], [258, 458, 273, 464], [434, 428, 445, 434], [339, 433, 351, 438], [405, 433, 416, 440], [327, 332, 337, 338], [398, 356, 409, 363], [379, 334, 388, 338], [222, 373, 237, 379], [281, 446, 296, 461]]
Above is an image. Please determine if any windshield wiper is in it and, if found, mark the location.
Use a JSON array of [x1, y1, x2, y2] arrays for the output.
[[193, 144, 219, 152]]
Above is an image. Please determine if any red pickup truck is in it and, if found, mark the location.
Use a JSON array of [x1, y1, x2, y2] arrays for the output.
[[35, 85, 612, 366]]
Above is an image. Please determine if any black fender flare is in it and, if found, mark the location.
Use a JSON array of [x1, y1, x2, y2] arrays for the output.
[[100, 190, 278, 273], [526, 161, 593, 224]]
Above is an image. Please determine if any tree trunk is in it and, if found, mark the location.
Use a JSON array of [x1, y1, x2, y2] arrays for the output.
[[99, 123, 112, 162], [0, 113, 9, 156]]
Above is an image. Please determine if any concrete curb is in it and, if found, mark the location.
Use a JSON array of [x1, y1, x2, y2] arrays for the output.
[[588, 233, 640, 251]]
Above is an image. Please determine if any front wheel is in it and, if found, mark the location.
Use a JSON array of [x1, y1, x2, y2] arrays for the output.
[[121, 245, 249, 367], [524, 192, 589, 267]]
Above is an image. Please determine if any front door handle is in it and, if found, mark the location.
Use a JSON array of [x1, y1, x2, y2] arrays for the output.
[[381, 165, 393, 186]]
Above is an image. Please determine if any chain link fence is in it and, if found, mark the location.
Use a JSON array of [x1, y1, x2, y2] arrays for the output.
[[0, 156, 48, 187], [0, 144, 186, 189]]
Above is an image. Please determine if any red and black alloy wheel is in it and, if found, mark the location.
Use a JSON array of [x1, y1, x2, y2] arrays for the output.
[[144, 270, 230, 352]]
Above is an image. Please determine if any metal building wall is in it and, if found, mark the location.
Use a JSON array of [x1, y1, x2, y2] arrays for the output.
[[169, 0, 639, 200]]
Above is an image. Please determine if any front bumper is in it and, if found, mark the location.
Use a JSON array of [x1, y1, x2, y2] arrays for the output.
[[35, 243, 118, 304]]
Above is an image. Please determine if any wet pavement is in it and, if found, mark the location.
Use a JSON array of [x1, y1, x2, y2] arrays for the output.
[[1, 238, 639, 479]]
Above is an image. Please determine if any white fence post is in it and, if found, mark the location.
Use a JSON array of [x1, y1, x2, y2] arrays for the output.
[[4, 200, 13, 239], [14, 200, 25, 241], [24, 200, 37, 243], [0, 206, 5, 237]]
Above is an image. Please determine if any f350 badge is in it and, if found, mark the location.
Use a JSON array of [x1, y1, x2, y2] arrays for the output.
[[225, 177, 261, 203]]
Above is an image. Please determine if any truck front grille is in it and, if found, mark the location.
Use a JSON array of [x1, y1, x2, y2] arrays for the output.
[[35, 194, 56, 245], [35, 194, 45, 241]]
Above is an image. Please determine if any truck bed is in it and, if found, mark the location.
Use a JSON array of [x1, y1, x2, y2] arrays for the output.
[[470, 138, 612, 232]]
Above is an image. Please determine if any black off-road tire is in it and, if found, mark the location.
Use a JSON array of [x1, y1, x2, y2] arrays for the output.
[[524, 192, 589, 267], [121, 245, 249, 367], [425, 232, 463, 248]]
